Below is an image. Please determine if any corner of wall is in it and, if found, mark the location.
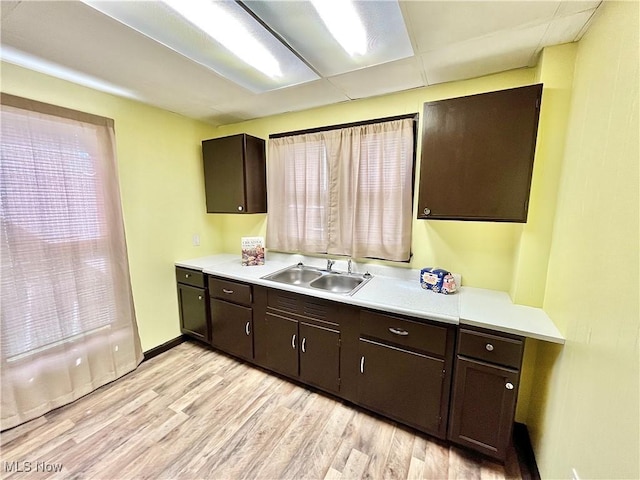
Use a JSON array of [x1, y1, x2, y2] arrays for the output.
[[509, 43, 578, 307]]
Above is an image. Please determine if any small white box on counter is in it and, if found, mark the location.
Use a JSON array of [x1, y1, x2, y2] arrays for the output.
[[241, 237, 265, 266]]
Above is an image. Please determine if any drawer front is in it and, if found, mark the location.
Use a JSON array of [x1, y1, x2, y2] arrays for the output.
[[458, 329, 523, 369], [209, 277, 252, 306], [360, 310, 448, 357], [176, 267, 204, 288]]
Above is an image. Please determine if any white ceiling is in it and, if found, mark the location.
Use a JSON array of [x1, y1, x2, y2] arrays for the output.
[[0, 1, 601, 126]]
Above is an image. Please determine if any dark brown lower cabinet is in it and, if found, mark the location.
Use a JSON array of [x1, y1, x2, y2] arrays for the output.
[[299, 322, 340, 393], [448, 357, 519, 460], [210, 298, 253, 361], [254, 312, 341, 393], [357, 338, 446, 436], [176, 267, 209, 343], [448, 327, 525, 461], [255, 311, 299, 377], [177, 284, 209, 342]]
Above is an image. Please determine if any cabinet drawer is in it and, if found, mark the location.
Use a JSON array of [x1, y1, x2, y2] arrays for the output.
[[360, 310, 448, 357], [458, 329, 523, 369], [209, 277, 252, 306], [176, 267, 204, 288]]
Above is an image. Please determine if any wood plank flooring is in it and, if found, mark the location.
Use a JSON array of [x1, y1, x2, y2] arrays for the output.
[[1, 341, 527, 480]]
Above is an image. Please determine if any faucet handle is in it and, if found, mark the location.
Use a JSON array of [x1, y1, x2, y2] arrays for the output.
[[326, 259, 335, 271]]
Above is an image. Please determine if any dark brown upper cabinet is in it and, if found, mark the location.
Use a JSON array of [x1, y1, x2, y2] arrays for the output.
[[417, 84, 543, 222], [202, 133, 267, 214]]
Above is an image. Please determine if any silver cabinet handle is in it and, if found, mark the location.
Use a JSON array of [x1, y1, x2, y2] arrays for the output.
[[292, 334, 296, 349], [222, 289, 234, 294], [360, 356, 365, 374], [185, 273, 190, 278], [245, 321, 250, 336], [301, 337, 306, 353], [486, 343, 494, 351], [197, 295, 202, 300], [237, 205, 243, 211], [389, 327, 409, 336], [505, 382, 514, 390], [423, 207, 431, 215]]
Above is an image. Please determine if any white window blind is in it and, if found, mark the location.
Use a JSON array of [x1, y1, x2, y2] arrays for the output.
[[1, 94, 142, 431], [267, 118, 414, 261]]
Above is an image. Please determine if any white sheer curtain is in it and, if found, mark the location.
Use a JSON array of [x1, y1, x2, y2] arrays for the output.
[[1, 94, 143, 431], [267, 118, 414, 261]]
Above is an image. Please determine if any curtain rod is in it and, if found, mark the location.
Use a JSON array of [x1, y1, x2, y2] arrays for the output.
[[269, 113, 418, 139]]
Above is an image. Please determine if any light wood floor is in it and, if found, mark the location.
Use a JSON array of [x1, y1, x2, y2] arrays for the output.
[[1, 341, 528, 480]]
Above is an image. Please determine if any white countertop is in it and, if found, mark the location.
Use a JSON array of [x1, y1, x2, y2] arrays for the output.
[[176, 253, 565, 344]]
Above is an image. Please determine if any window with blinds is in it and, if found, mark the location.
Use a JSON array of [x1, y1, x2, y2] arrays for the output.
[[1, 97, 133, 359], [266, 116, 416, 262]]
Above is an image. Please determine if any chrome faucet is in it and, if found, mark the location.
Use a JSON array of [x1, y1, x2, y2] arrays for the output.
[[326, 259, 335, 272], [347, 259, 353, 274]]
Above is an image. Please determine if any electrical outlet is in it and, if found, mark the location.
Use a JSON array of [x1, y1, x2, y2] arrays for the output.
[[571, 468, 580, 480], [192, 234, 200, 246]]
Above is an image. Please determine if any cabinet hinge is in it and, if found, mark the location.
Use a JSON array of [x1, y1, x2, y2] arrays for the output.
[[441, 369, 446, 379], [536, 98, 540, 109], [437, 415, 442, 427]]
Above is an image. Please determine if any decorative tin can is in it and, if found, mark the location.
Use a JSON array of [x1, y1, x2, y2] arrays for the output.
[[420, 267, 457, 294]]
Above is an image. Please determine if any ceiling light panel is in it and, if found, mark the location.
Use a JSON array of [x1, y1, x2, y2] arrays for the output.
[[244, 0, 414, 77], [81, 0, 319, 93]]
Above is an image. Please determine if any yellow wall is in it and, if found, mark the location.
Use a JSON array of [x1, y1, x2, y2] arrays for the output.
[[210, 68, 539, 293], [0, 62, 220, 351], [528, 2, 640, 479]]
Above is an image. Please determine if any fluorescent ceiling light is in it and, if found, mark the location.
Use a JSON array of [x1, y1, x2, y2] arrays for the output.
[[310, 0, 367, 56], [81, 1, 319, 93], [0, 46, 139, 100], [162, 0, 281, 78], [245, 1, 414, 77]]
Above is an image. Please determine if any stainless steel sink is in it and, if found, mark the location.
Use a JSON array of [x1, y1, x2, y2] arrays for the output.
[[261, 263, 372, 295], [309, 274, 365, 294], [265, 265, 323, 285]]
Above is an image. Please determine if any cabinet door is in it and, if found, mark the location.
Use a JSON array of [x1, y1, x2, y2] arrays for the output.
[[202, 134, 266, 214], [210, 298, 253, 360], [299, 322, 340, 393], [177, 284, 208, 342], [448, 357, 519, 460], [417, 84, 542, 222], [255, 312, 299, 378], [357, 338, 446, 436]]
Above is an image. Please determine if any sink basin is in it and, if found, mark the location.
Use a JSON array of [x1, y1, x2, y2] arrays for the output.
[[309, 274, 365, 294], [266, 266, 322, 285], [261, 263, 372, 295]]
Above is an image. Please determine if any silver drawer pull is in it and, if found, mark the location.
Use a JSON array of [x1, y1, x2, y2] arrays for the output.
[[185, 273, 190, 278], [222, 288, 234, 294], [292, 334, 296, 349], [245, 321, 250, 336], [360, 356, 365, 374], [505, 382, 514, 390], [485, 343, 494, 351], [389, 327, 409, 336]]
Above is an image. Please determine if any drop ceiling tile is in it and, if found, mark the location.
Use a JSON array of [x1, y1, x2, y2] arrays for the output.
[[212, 79, 349, 120], [404, 1, 560, 53], [421, 23, 548, 85], [555, 1, 601, 16], [540, 9, 598, 46], [327, 57, 425, 99]]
